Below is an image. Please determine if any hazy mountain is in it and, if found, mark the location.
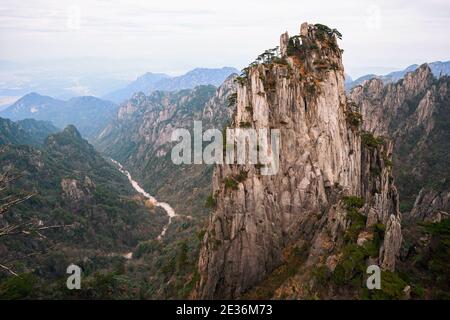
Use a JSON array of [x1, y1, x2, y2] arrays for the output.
[[104, 67, 239, 103], [15, 119, 60, 141], [0, 93, 117, 138], [346, 60, 450, 90], [102, 72, 170, 104], [345, 73, 377, 90], [0, 117, 59, 146], [2, 92, 63, 117], [154, 67, 239, 91]]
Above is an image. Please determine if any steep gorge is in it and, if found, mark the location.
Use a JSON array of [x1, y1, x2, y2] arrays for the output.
[[95, 79, 236, 218]]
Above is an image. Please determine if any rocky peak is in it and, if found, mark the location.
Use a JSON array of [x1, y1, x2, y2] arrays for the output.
[[44, 125, 84, 147], [62, 124, 82, 139], [130, 91, 147, 104], [349, 62, 450, 221], [196, 23, 402, 299], [350, 63, 436, 136], [202, 74, 237, 128], [279, 32, 289, 57], [402, 64, 435, 95]]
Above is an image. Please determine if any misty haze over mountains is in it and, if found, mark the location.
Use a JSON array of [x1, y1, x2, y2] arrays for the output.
[[103, 67, 239, 103], [0, 67, 239, 138], [2, 60, 449, 110], [1, 60, 449, 143], [0, 59, 130, 104], [0, 65, 239, 108]]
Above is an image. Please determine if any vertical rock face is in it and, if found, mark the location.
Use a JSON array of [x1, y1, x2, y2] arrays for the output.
[[197, 23, 402, 299], [410, 188, 450, 222], [350, 64, 435, 137], [349, 65, 450, 219], [360, 141, 402, 270]]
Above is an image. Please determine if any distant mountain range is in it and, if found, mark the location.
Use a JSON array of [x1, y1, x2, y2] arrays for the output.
[[103, 67, 239, 103], [0, 93, 117, 138], [0, 67, 239, 139], [346, 60, 450, 90]]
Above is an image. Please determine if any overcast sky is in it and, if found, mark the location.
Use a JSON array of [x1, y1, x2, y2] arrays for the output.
[[0, 0, 449, 78]]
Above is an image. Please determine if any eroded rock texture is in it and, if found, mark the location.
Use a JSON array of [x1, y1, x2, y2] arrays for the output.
[[197, 23, 402, 299], [349, 64, 450, 220]]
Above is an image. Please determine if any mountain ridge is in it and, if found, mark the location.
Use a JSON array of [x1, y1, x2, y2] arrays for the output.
[[0, 116, 59, 146], [0, 93, 117, 138], [349, 63, 450, 298], [346, 60, 450, 90], [103, 67, 239, 103]]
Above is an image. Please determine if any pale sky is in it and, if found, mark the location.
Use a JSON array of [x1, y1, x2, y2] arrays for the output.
[[0, 0, 449, 78]]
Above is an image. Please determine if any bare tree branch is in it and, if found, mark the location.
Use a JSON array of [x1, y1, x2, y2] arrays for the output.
[[0, 263, 20, 277], [0, 170, 70, 278], [0, 222, 73, 238], [0, 170, 24, 192], [0, 192, 36, 215]]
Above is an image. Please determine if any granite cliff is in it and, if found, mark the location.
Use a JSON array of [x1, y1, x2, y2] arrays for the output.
[[349, 64, 450, 220], [196, 23, 402, 299]]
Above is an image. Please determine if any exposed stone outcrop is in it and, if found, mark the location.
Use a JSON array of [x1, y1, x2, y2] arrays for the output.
[[202, 75, 237, 128], [410, 188, 450, 222], [360, 140, 402, 270], [349, 64, 450, 220], [61, 179, 85, 202], [279, 32, 289, 57], [350, 64, 435, 136], [197, 23, 402, 299], [61, 176, 95, 204]]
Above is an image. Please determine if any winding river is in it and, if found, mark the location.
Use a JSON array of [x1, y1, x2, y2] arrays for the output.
[[111, 159, 177, 241]]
